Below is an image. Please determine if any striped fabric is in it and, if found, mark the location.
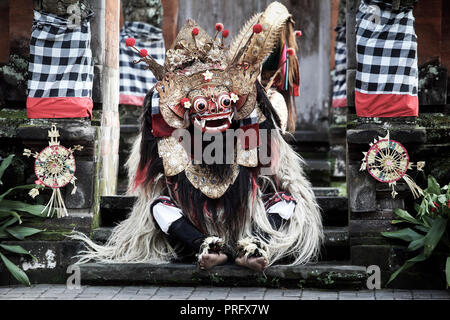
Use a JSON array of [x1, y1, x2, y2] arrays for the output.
[[355, 0, 418, 117], [120, 21, 165, 106], [332, 25, 347, 108], [27, 10, 94, 118]]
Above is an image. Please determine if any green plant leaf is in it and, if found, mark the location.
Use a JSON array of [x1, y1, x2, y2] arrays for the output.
[[0, 185, 43, 203], [437, 194, 446, 204], [5, 226, 42, 240], [423, 215, 433, 228], [386, 253, 427, 286], [414, 225, 429, 233], [393, 208, 421, 225], [0, 154, 14, 184], [426, 176, 441, 195], [0, 244, 35, 260], [408, 237, 425, 251], [414, 203, 421, 213], [0, 200, 50, 217], [0, 217, 19, 229], [381, 228, 423, 242], [0, 252, 30, 286], [423, 216, 448, 257], [391, 220, 407, 224], [446, 257, 450, 289], [0, 209, 22, 223]]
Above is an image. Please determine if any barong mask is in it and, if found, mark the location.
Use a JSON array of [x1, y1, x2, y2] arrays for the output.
[[131, 2, 292, 132]]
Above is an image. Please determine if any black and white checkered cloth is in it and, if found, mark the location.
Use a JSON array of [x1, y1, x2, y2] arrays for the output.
[[28, 10, 94, 99], [355, 0, 418, 96], [332, 25, 347, 107], [120, 21, 165, 105]]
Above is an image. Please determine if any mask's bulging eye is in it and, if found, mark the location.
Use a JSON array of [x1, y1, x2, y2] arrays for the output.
[[218, 94, 231, 108], [193, 97, 208, 112]]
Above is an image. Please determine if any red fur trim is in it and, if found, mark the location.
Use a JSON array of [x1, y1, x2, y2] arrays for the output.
[[132, 162, 150, 192], [151, 114, 176, 137], [203, 202, 213, 220], [239, 123, 260, 149], [188, 198, 205, 233], [251, 173, 258, 211]]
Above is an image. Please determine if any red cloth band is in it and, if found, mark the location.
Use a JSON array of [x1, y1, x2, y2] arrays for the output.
[[27, 97, 93, 119], [355, 91, 418, 117], [332, 98, 347, 108], [119, 94, 145, 106]]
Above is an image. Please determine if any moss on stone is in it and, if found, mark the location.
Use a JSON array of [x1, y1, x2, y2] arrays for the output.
[[29, 230, 73, 241], [0, 109, 29, 137], [331, 181, 347, 197], [417, 113, 450, 129]]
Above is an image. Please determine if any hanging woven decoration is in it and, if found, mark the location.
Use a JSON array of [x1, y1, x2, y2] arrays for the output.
[[23, 124, 83, 218], [360, 131, 425, 199]]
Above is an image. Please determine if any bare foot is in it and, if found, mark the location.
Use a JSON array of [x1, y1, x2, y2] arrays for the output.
[[235, 256, 268, 272], [198, 252, 228, 270]]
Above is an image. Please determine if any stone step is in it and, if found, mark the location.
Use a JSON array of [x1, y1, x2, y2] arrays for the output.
[[100, 193, 348, 227], [91, 226, 350, 261], [311, 187, 339, 197], [303, 159, 331, 187], [78, 261, 367, 289]]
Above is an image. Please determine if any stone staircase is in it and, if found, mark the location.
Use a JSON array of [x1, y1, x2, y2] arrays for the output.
[[78, 188, 369, 289]]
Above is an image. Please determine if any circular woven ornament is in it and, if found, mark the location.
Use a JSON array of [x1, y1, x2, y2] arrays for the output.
[[34, 145, 76, 188], [365, 139, 409, 183]]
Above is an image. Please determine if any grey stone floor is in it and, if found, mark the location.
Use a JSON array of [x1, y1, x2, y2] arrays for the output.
[[0, 284, 449, 300]]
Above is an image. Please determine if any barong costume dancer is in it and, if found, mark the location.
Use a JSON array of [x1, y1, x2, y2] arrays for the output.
[[73, 2, 323, 272]]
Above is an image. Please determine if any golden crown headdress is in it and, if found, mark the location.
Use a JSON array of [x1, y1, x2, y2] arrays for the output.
[[126, 2, 294, 129]]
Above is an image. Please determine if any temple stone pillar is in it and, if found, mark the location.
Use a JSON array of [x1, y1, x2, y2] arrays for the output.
[[91, 0, 121, 196]]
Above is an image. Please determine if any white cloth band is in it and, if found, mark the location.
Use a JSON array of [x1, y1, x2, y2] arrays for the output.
[[152, 202, 183, 234], [266, 200, 296, 220]]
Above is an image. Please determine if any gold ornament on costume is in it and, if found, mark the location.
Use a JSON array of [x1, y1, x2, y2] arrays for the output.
[[185, 164, 240, 199], [360, 131, 425, 199], [24, 124, 83, 218], [157, 136, 190, 176]]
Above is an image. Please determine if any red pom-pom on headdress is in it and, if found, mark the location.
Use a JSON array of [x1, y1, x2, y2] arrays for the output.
[[286, 48, 295, 56], [139, 49, 148, 57], [125, 37, 136, 47], [252, 24, 263, 34], [192, 28, 199, 36], [295, 30, 302, 37], [215, 23, 224, 32], [222, 29, 230, 38]]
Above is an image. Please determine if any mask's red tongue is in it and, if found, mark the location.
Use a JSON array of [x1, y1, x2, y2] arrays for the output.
[[207, 119, 227, 127]]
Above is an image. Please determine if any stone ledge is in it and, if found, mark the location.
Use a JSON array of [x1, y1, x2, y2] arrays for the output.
[[24, 214, 93, 240], [17, 122, 97, 142], [304, 159, 331, 171], [294, 130, 329, 143], [347, 128, 427, 145], [78, 262, 367, 289], [311, 187, 339, 197]]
